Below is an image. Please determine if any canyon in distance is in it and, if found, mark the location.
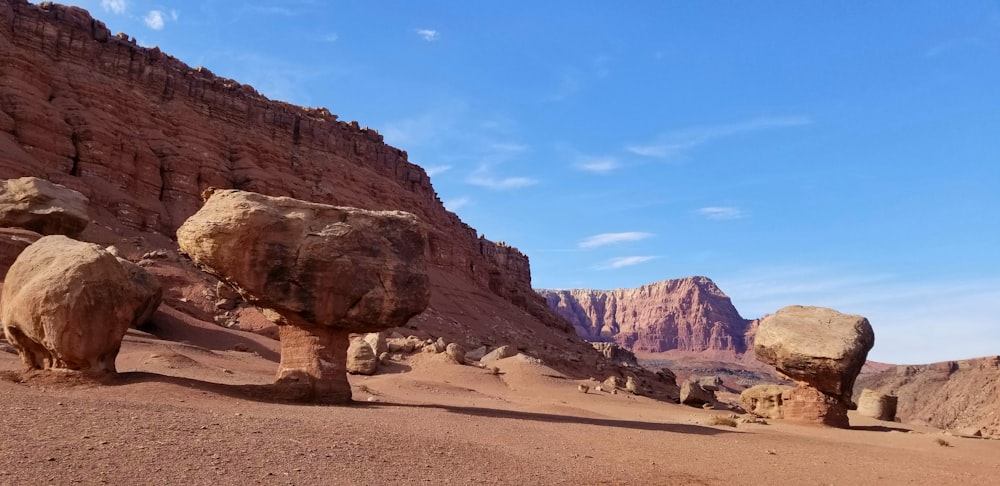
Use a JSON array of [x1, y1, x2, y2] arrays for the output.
[[0, 2, 998, 485]]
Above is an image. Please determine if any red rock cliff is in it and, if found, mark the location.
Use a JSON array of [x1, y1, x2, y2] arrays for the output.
[[0, 1, 576, 356], [538, 276, 752, 354]]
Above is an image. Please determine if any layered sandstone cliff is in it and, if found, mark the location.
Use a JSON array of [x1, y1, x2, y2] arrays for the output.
[[0, 1, 592, 366], [538, 276, 752, 355], [855, 356, 1000, 437]]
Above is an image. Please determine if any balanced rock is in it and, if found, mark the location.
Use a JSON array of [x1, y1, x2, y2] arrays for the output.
[[754, 305, 874, 405], [0, 177, 89, 236], [176, 189, 430, 403], [346, 338, 378, 375], [740, 384, 794, 419], [857, 388, 898, 421], [1, 235, 162, 373], [680, 380, 717, 408]]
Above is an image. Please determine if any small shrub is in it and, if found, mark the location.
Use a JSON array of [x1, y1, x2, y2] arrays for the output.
[[935, 438, 952, 447], [708, 415, 738, 427]]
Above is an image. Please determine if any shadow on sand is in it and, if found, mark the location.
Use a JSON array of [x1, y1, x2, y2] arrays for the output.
[[849, 424, 911, 433], [363, 402, 734, 436], [3, 369, 729, 437]]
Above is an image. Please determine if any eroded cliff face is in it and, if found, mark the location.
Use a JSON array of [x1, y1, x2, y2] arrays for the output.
[[0, 1, 579, 361], [538, 276, 752, 355], [855, 356, 1000, 437]]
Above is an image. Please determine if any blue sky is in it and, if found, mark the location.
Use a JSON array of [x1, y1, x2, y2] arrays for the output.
[[61, 1, 999, 364]]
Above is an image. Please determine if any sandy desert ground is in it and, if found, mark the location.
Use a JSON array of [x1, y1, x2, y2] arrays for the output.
[[2, 307, 998, 486]]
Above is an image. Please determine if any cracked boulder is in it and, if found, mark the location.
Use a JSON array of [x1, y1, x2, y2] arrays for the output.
[[177, 189, 430, 403]]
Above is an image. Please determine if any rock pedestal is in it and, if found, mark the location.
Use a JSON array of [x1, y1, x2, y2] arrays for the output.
[[275, 325, 352, 401], [781, 386, 850, 428]]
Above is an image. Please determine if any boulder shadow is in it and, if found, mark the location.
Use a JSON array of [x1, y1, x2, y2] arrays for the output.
[[850, 424, 911, 433], [363, 402, 734, 436], [142, 308, 281, 362]]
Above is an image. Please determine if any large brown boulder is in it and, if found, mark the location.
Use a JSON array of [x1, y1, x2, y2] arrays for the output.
[[1, 236, 162, 373], [754, 305, 874, 405], [0, 177, 89, 236], [176, 189, 430, 403]]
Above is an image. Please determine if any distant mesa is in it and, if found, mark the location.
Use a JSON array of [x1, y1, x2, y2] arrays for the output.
[[537, 276, 753, 356]]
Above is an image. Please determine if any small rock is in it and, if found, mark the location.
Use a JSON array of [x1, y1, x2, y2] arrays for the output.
[[578, 384, 589, 394], [347, 338, 378, 375], [445, 343, 466, 364], [480, 345, 516, 363]]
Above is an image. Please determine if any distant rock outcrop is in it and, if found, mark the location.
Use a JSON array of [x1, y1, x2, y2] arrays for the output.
[[537, 276, 752, 354], [855, 356, 1000, 437], [1, 235, 161, 373], [754, 306, 875, 427], [177, 189, 430, 402]]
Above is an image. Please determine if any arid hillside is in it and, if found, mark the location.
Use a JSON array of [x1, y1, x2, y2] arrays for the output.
[[855, 356, 1000, 437], [0, 0, 628, 380]]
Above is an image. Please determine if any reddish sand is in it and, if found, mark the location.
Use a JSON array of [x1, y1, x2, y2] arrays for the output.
[[1, 310, 997, 485]]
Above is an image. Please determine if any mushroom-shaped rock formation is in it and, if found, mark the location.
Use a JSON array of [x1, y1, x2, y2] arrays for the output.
[[1, 236, 162, 373], [176, 189, 430, 403], [754, 305, 875, 427], [0, 177, 89, 237]]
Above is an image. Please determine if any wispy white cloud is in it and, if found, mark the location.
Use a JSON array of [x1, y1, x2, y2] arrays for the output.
[[424, 165, 451, 177], [697, 206, 744, 220], [144, 10, 165, 30], [320, 33, 339, 43], [101, 0, 126, 14], [444, 196, 470, 211], [579, 232, 653, 249], [575, 156, 621, 173], [626, 116, 812, 159], [544, 71, 582, 102], [416, 29, 439, 41], [925, 36, 977, 57], [466, 173, 538, 190], [244, 6, 302, 17], [596, 256, 658, 270], [490, 143, 529, 153], [170, 9, 179, 21]]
